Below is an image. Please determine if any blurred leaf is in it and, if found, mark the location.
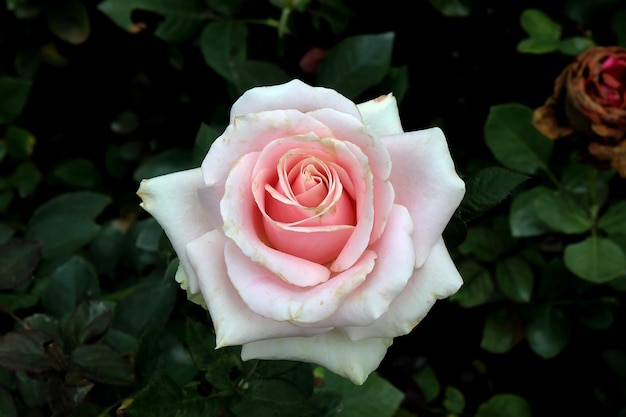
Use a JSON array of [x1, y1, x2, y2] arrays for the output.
[[0, 77, 32, 124], [30, 191, 112, 225], [558, 36, 594, 55], [428, 0, 471, 17], [71, 344, 134, 385], [65, 300, 113, 349], [0, 276, 48, 311], [41, 256, 100, 317], [97, 0, 205, 42], [233, 377, 312, 417], [495, 257, 534, 303], [205, 0, 247, 17], [411, 364, 440, 403], [88, 220, 126, 277], [484, 103, 553, 174], [0, 191, 12, 212], [613, 10, 626, 47], [509, 186, 551, 237], [46, 374, 94, 417], [517, 37, 559, 54], [0, 239, 41, 290], [564, 237, 626, 283], [577, 303, 614, 330], [476, 394, 532, 417], [52, 158, 101, 188], [112, 276, 177, 337], [481, 308, 522, 354], [0, 386, 17, 417], [199, 21, 247, 81], [26, 215, 100, 259], [16, 371, 46, 408], [461, 166, 528, 221], [458, 226, 505, 262], [47, 0, 90, 45], [564, 0, 623, 25], [0, 225, 14, 244], [230, 60, 291, 95], [9, 161, 41, 197], [443, 386, 465, 413], [122, 375, 220, 417], [192, 123, 221, 166], [532, 189, 591, 234], [599, 201, 626, 235], [452, 260, 494, 308], [5, 125, 35, 159], [133, 147, 193, 182], [519, 9, 561, 39], [316, 369, 404, 417], [0, 330, 53, 372], [318, 32, 394, 99], [526, 306, 570, 359]]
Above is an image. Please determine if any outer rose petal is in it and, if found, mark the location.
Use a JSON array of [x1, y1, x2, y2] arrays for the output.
[[241, 329, 393, 385], [356, 93, 404, 136], [186, 230, 331, 347], [229, 79, 362, 123], [137, 168, 212, 294], [382, 127, 465, 267], [342, 238, 463, 340]]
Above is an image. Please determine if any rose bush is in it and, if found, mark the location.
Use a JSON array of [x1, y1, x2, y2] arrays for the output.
[[533, 46, 626, 176], [137, 79, 465, 384]]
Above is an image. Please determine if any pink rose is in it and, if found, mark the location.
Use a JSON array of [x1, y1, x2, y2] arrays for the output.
[[137, 80, 465, 384]]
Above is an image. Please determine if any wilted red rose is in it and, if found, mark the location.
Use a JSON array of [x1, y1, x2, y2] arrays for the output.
[[533, 46, 626, 176]]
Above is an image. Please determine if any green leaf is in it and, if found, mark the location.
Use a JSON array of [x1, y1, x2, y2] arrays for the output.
[[484, 103, 553, 174], [192, 123, 221, 166], [8, 161, 41, 197], [64, 300, 113, 349], [185, 319, 216, 369], [517, 37, 559, 54], [411, 364, 440, 403], [461, 166, 528, 221], [5, 125, 35, 159], [16, 371, 46, 408], [519, 9, 561, 40], [443, 386, 465, 413], [599, 201, 626, 235], [70, 344, 134, 385], [509, 186, 551, 237], [318, 32, 395, 99], [52, 158, 101, 188], [47, 0, 90, 45], [133, 147, 193, 182], [495, 257, 534, 303], [558, 36, 594, 55], [451, 260, 494, 308], [316, 369, 404, 417], [41, 256, 100, 317], [26, 215, 100, 259], [29, 191, 112, 225], [428, 0, 471, 17], [97, 0, 205, 42], [0, 330, 53, 372], [526, 306, 570, 359], [0, 76, 32, 124], [0, 239, 42, 290], [564, 237, 626, 283], [229, 60, 291, 95], [199, 21, 247, 81], [233, 378, 311, 417], [0, 386, 17, 417], [88, 220, 126, 277], [476, 394, 532, 417], [458, 226, 505, 263], [481, 308, 522, 354], [532, 189, 591, 234]]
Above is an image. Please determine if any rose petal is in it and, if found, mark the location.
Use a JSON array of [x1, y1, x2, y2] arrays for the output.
[[222, 151, 333, 286], [342, 237, 463, 340], [356, 93, 404, 136], [240, 329, 393, 385], [137, 168, 212, 294], [229, 79, 362, 123], [225, 239, 377, 322], [308, 204, 416, 328], [381, 127, 465, 267], [186, 230, 331, 347]]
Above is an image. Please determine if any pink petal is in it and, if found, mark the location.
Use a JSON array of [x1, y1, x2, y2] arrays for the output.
[[222, 151, 333, 286], [356, 93, 404, 136], [137, 168, 212, 294], [381, 127, 465, 267], [310, 204, 416, 328], [241, 330, 393, 385], [225, 239, 377, 322], [342, 238, 463, 340], [185, 230, 330, 347], [229, 79, 362, 123]]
